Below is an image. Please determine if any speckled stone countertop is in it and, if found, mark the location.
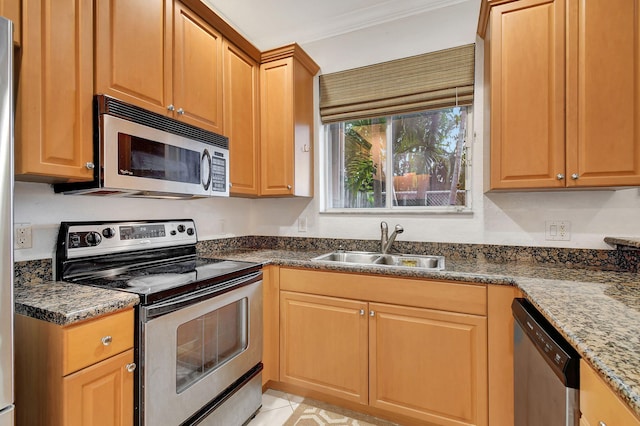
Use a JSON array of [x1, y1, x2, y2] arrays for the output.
[[203, 247, 640, 420], [14, 279, 139, 326]]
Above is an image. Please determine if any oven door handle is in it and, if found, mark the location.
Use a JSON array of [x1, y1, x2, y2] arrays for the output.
[[142, 271, 262, 320]]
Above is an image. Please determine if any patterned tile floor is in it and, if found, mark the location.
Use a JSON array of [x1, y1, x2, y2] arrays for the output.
[[247, 389, 304, 425]]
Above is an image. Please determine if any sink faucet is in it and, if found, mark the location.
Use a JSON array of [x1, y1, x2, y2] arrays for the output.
[[380, 221, 404, 254]]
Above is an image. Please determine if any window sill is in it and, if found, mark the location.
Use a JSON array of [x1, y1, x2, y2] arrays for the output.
[[320, 207, 473, 216]]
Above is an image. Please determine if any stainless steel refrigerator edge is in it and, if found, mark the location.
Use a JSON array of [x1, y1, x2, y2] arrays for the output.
[[0, 16, 14, 426]]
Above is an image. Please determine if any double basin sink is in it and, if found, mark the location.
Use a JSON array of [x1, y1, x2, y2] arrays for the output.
[[312, 250, 445, 271]]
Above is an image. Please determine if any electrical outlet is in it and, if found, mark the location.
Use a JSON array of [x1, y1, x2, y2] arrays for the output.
[[15, 224, 33, 249], [298, 216, 307, 232], [545, 220, 571, 241]]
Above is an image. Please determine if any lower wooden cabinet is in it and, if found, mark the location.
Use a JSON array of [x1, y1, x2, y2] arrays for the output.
[[280, 291, 368, 404], [369, 302, 487, 425], [15, 308, 135, 425], [64, 349, 134, 426], [278, 268, 489, 426], [580, 359, 640, 426]]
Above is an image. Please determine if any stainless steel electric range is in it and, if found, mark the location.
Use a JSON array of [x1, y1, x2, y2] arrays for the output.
[[55, 219, 263, 426]]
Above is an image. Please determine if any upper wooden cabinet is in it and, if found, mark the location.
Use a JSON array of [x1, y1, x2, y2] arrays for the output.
[[482, 0, 640, 190], [15, 0, 94, 183], [0, 0, 20, 44], [95, 0, 223, 134], [260, 44, 319, 197], [224, 40, 260, 196]]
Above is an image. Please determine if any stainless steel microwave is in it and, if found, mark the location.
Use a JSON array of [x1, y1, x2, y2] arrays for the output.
[[54, 95, 229, 198]]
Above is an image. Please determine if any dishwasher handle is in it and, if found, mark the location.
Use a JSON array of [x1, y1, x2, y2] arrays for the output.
[[512, 298, 580, 388]]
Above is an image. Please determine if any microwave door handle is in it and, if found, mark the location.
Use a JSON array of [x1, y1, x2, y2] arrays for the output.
[[142, 271, 262, 320], [201, 149, 212, 191]]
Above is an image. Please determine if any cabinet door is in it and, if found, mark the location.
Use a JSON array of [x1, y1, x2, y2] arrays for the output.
[[0, 0, 20, 44], [369, 303, 488, 426], [63, 349, 134, 426], [225, 40, 260, 196], [260, 58, 294, 196], [262, 266, 279, 385], [173, 1, 223, 133], [566, 0, 640, 187], [17, 0, 94, 182], [95, 0, 172, 116], [280, 291, 368, 404], [489, 0, 566, 190], [580, 359, 640, 426]]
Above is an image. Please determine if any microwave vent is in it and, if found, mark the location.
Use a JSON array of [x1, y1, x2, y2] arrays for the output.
[[98, 95, 229, 150]]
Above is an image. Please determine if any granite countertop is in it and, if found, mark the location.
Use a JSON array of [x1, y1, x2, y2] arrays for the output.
[[14, 280, 139, 326], [205, 248, 640, 419], [14, 247, 640, 419]]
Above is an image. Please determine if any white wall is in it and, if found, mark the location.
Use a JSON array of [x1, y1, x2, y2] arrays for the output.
[[14, 0, 640, 261], [13, 181, 254, 261]]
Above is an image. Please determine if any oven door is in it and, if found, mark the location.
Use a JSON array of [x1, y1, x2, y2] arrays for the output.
[[140, 273, 262, 426]]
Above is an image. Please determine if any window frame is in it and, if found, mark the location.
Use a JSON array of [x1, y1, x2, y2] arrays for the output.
[[321, 108, 474, 214]]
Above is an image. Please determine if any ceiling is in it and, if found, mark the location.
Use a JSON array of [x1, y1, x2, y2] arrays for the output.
[[202, 0, 471, 51]]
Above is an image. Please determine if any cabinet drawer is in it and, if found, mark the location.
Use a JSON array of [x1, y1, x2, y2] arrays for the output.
[[280, 268, 487, 315], [580, 360, 640, 426], [62, 309, 134, 375]]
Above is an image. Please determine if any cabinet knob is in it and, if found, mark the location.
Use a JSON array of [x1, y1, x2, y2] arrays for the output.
[[167, 104, 175, 112], [125, 363, 136, 373], [101, 335, 112, 346], [359, 309, 365, 316], [598, 422, 607, 426], [556, 173, 564, 180], [85, 162, 95, 170], [287, 185, 292, 190], [177, 108, 184, 115], [571, 173, 579, 180], [369, 310, 375, 317]]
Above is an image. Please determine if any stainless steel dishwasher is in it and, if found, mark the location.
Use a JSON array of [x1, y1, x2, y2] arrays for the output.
[[512, 298, 580, 426]]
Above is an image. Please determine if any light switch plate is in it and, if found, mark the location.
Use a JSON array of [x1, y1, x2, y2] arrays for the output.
[[545, 220, 571, 241]]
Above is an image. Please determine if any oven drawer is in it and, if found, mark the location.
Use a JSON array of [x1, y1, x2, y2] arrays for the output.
[[63, 309, 134, 375]]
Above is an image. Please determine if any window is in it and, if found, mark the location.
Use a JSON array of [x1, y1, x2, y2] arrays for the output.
[[325, 106, 470, 211]]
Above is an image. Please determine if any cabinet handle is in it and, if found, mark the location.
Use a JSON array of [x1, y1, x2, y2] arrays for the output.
[[177, 108, 184, 115], [167, 104, 175, 112], [101, 335, 112, 346], [369, 310, 375, 317], [556, 173, 564, 180], [359, 309, 365, 316], [287, 185, 292, 190], [85, 162, 95, 170], [125, 363, 136, 373], [571, 173, 579, 180]]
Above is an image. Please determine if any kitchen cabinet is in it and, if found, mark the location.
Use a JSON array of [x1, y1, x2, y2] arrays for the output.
[[224, 39, 260, 196], [580, 359, 640, 426], [95, 0, 224, 134], [15, 308, 135, 425], [0, 0, 20, 44], [278, 268, 488, 426], [15, 0, 94, 183], [260, 44, 319, 197], [262, 265, 280, 386], [482, 0, 640, 190]]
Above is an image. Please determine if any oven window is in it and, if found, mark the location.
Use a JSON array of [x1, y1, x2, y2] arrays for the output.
[[175, 298, 248, 393], [118, 133, 201, 184]]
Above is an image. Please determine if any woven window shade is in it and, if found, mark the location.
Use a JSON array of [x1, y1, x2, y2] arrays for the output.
[[319, 44, 475, 123]]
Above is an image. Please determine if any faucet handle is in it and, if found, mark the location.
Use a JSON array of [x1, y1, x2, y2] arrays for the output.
[[381, 221, 388, 231]]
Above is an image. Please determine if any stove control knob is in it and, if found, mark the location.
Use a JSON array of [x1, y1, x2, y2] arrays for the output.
[[187, 227, 195, 236], [102, 227, 116, 239], [177, 224, 186, 233], [85, 231, 102, 246]]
